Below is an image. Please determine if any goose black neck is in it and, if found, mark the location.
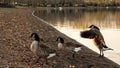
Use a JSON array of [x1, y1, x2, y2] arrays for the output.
[[31, 33, 40, 42], [56, 37, 64, 43], [89, 25, 100, 30], [94, 26, 100, 30]]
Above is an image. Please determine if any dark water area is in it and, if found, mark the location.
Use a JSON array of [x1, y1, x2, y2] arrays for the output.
[[35, 8, 120, 29], [35, 8, 120, 64]]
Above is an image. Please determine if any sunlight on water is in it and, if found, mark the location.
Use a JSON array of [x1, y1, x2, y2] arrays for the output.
[[36, 8, 120, 64]]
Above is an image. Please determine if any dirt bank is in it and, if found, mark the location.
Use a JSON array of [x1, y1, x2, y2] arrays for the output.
[[0, 8, 120, 68]]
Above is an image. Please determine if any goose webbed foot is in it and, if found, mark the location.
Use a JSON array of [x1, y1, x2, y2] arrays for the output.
[[98, 55, 104, 58]]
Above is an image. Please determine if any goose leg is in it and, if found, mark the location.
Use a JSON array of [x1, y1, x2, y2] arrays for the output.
[[72, 52, 79, 62], [44, 58, 48, 64], [101, 50, 104, 57], [72, 51, 79, 61], [72, 51, 76, 59], [32, 56, 40, 64], [99, 49, 102, 57], [35, 56, 40, 63], [43, 58, 48, 67], [72, 53, 75, 59], [68, 51, 76, 60]]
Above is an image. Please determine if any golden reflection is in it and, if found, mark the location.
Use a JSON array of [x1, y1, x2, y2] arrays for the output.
[[36, 8, 120, 30]]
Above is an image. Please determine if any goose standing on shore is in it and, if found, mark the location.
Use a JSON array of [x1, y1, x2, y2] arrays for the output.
[[30, 33, 56, 63], [56, 37, 82, 59], [80, 25, 113, 57]]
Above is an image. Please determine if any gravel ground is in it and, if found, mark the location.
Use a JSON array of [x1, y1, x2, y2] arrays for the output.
[[0, 8, 120, 68]]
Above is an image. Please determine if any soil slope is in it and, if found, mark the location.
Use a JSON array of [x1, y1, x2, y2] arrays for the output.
[[0, 8, 120, 68]]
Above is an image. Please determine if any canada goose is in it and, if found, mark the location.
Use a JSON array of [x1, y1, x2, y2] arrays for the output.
[[56, 37, 82, 59], [30, 33, 56, 63], [80, 25, 113, 57]]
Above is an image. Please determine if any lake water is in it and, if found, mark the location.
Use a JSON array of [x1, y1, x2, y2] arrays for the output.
[[35, 8, 120, 65]]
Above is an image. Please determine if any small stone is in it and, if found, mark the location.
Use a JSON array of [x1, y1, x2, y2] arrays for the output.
[[70, 65, 75, 68]]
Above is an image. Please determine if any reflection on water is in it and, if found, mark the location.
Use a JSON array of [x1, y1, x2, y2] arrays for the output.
[[36, 8, 120, 29], [35, 8, 120, 64]]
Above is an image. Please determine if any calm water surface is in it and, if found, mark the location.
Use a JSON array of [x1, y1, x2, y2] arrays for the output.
[[36, 8, 120, 64]]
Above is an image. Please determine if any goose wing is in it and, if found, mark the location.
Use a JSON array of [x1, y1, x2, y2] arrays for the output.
[[40, 44, 49, 49], [65, 42, 82, 47], [81, 29, 110, 49], [65, 42, 82, 52], [80, 29, 97, 39], [40, 44, 56, 53]]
